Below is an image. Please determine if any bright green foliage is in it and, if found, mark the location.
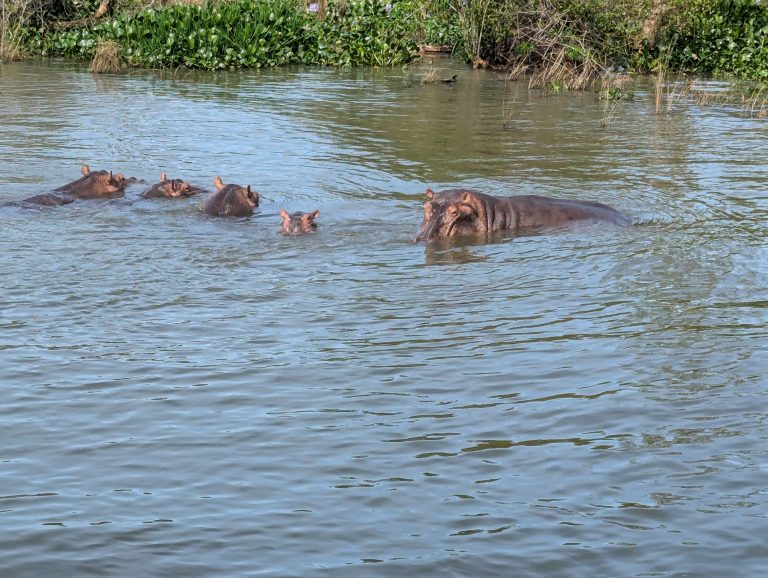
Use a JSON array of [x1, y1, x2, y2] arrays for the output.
[[22, 0, 768, 80], [35, 0, 419, 68], [666, 0, 768, 80], [405, 0, 460, 48], [303, 0, 418, 66]]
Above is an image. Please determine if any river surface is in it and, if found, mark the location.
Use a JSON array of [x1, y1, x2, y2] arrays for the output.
[[1, 59, 766, 577]]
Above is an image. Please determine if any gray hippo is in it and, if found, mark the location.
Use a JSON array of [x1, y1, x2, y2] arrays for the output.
[[23, 165, 127, 206], [201, 177, 259, 217], [141, 173, 202, 199], [279, 209, 320, 235], [415, 188, 630, 242]]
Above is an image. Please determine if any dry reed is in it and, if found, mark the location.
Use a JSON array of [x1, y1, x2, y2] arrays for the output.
[[1, 0, 46, 61], [499, 2, 608, 91], [638, 1, 671, 51], [89, 39, 122, 73], [420, 68, 439, 84], [598, 72, 633, 127]]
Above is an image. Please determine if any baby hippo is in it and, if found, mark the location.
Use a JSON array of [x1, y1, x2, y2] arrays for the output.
[[202, 176, 259, 217], [280, 209, 320, 235], [141, 173, 199, 199]]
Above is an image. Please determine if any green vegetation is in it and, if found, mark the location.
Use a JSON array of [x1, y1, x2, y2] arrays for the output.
[[666, 0, 768, 80], [4, 0, 768, 86], [1, 0, 45, 60], [29, 0, 419, 67]]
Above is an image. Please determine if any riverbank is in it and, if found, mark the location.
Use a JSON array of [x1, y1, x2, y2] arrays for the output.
[[3, 0, 768, 86]]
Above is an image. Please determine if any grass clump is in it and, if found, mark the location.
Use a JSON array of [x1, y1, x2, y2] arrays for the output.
[[448, 0, 652, 89], [88, 37, 121, 71]]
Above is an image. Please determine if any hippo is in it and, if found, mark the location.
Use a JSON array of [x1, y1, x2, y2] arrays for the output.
[[280, 209, 320, 235], [23, 165, 126, 206], [201, 176, 259, 217], [141, 173, 201, 199], [415, 188, 630, 242]]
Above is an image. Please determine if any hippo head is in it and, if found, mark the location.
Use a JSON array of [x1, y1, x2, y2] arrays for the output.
[[415, 188, 485, 242], [280, 209, 320, 235], [60, 164, 126, 198], [213, 176, 259, 207], [155, 173, 193, 198]]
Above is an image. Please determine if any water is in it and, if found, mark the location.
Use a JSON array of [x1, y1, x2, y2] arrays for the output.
[[1, 59, 766, 578]]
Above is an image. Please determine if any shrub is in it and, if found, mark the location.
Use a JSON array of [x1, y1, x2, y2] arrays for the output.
[[665, 0, 768, 80]]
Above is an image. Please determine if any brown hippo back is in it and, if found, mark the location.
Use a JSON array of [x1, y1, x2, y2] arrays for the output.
[[415, 188, 630, 242], [52, 164, 126, 199], [202, 176, 259, 217], [22, 164, 126, 206]]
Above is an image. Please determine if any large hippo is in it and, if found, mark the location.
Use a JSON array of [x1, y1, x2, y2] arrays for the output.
[[141, 173, 201, 199], [23, 165, 127, 206], [415, 188, 630, 242], [201, 177, 259, 217], [279, 209, 320, 235]]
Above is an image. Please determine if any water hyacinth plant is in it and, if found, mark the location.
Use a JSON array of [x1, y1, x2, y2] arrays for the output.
[[36, 0, 419, 69]]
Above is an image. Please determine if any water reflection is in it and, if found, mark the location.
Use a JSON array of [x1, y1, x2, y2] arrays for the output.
[[422, 240, 490, 265]]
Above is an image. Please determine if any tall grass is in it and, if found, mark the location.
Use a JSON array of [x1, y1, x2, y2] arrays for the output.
[[1, 0, 47, 61], [451, 0, 491, 67], [449, 0, 661, 88]]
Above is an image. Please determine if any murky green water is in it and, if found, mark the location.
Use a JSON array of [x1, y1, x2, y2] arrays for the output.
[[1, 59, 766, 577]]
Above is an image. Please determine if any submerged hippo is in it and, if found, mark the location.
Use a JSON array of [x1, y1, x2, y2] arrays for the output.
[[23, 165, 127, 206], [280, 209, 320, 235], [415, 188, 630, 242], [201, 177, 259, 217], [141, 173, 201, 199]]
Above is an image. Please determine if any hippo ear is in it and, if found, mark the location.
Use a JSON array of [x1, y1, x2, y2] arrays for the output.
[[425, 188, 434, 199], [109, 171, 113, 180], [458, 190, 482, 220], [170, 180, 178, 192], [213, 176, 224, 190], [247, 185, 252, 194], [160, 172, 167, 182], [310, 209, 320, 219], [280, 209, 289, 220], [81, 165, 90, 176], [460, 190, 480, 206]]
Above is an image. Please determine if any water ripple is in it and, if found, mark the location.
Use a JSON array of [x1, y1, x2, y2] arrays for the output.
[[0, 60, 766, 578]]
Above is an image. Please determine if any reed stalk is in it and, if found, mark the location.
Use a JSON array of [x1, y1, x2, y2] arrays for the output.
[[0, 0, 46, 61]]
